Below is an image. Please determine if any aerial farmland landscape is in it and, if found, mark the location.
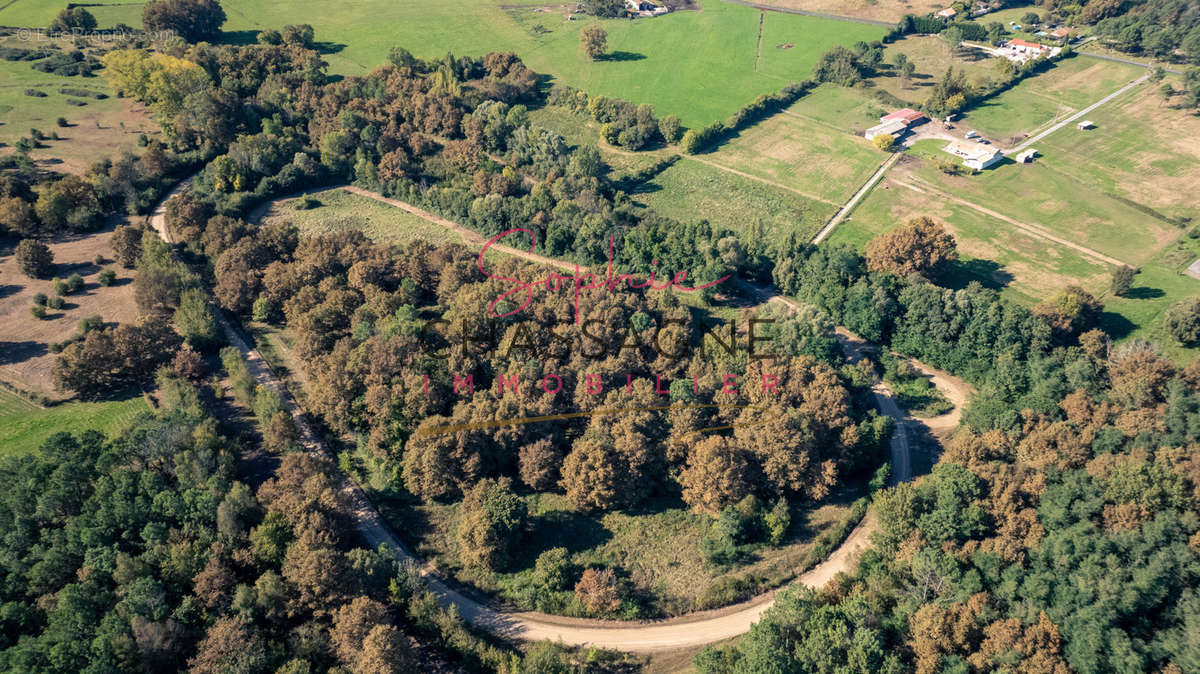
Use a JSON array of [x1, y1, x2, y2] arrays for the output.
[[1, 0, 1200, 671]]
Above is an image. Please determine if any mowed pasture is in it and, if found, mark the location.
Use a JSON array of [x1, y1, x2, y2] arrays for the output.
[[903, 139, 1177, 268], [0, 388, 149, 457], [780, 82, 889, 132], [962, 56, 1144, 143], [0, 37, 155, 173], [632, 157, 837, 245], [0, 0, 143, 27], [704, 110, 886, 205], [252, 188, 460, 246], [1036, 83, 1200, 225], [217, 0, 885, 127], [0, 229, 140, 398], [831, 163, 1112, 304]]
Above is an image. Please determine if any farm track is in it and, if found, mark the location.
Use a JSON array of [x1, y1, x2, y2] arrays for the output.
[[896, 175, 1127, 267], [146, 179, 966, 653], [812, 152, 900, 244], [1011, 73, 1149, 153]]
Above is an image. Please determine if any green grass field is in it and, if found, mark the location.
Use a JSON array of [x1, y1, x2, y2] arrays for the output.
[[833, 169, 1111, 304], [254, 188, 460, 245], [0, 35, 154, 171], [963, 56, 1144, 142], [212, 0, 884, 127], [384, 490, 855, 616], [633, 157, 837, 245], [1034, 83, 1200, 225], [705, 111, 886, 204], [902, 139, 1176, 267], [781, 82, 889, 132], [0, 388, 149, 456], [0, 0, 141, 27]]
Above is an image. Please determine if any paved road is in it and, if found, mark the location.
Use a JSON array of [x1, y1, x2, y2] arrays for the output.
[[1011, 74, 1149, 154], [812, 153, 900, 245], [147, 184, 958, 653]]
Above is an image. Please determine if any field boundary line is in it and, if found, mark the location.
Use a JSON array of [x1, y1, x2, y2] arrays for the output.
[[901, 176, 1127, 267], [812, 152, 899, 244], [678, 154, 843, 207], [754, 11, 764, 72], [341, 186, 578, 272], [1012, 74, 1148, 153]]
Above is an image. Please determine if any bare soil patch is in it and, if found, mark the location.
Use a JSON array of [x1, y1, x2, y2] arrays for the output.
[[0, 227, 140, 399]]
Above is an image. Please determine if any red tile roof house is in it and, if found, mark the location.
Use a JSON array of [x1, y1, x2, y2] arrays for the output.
[[1007, 38, 1048, 54], [880, 108, 929, 126]]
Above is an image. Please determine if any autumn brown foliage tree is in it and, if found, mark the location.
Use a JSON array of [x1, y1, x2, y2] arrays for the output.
[[865, 216, 957, 279], [574, 567, 622, 614], [680, 436, 756, 515], [53, 315, 181, 398], [580, 26, 608, 60]]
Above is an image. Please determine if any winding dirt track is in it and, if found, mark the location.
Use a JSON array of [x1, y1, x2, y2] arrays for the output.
[[148, 183, 966, 653]]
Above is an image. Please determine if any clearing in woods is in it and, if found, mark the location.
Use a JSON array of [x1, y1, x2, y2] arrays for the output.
[[0, 227, 140, 399], [0, 34, 155, 174], [252, 188, 461, 246]]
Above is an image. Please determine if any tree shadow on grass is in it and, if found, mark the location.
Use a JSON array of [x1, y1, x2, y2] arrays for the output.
[[220, 30, 261, 46], [0, 284, 19, 300], [599, 51, 646, 62], [1099, 311, 1137, 341], [314, 41, 347, 55], [520, 509, 613, 564], [1122, 286, 1165, 300], [939, 258, 1014, 292]]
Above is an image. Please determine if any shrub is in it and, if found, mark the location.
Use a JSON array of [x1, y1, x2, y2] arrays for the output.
[[32, 293, 48, 307], [77, 315, 103, 336], [24, 89, 47, 97], [57, 88, 106, 99], [1111, 265, 1137, 297], [66, 273, 84, 293], [98, 269, 117, 286], [30, 305, 47, 320], [533, 548, 574, 591], [57, 117, 69, 127], [294, 195, 320, 210], [16, 239, 53, 278], [52, 278, 67, 296], [574, 568, 622, 614], [1164, 297, 1200, 347], [47, 296, 65, 310]]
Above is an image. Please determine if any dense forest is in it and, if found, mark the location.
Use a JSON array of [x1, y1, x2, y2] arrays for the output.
[[0, 393, 525, 672]]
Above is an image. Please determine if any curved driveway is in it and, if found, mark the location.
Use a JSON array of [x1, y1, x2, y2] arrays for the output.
[[148, 183, 963, 653]]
